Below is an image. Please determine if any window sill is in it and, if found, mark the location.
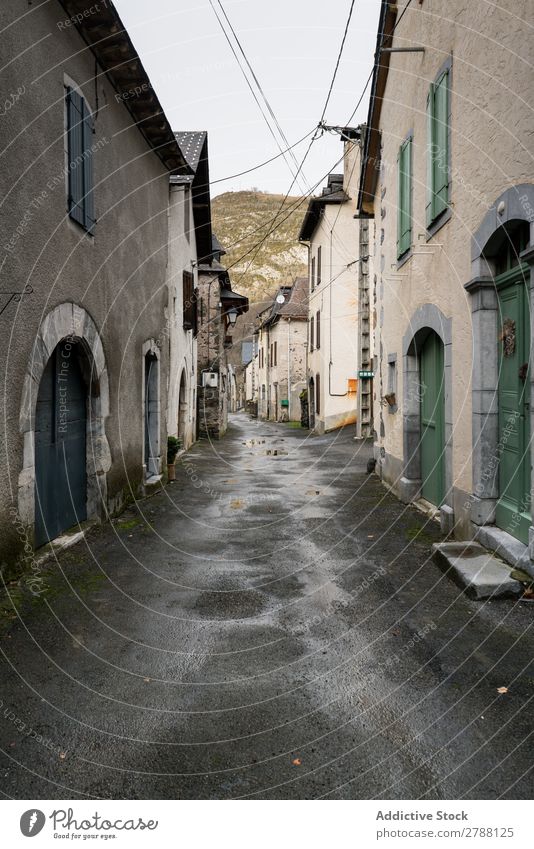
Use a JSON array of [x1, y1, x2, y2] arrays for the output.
[[426, 206, 452, 240], [396, 248, 412, 269]]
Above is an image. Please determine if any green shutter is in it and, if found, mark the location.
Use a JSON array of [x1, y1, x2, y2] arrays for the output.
[[67, 88, 85, 227], [426, 71, 449, 226], [425, 85, 434, 227], [397, 138, 412, 258], [433, 71, 449, 217]]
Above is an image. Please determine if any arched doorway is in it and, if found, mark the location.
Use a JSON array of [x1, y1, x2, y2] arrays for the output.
[[19, 303, 111, 548], [419, 331, 445, 507], [144, 351, 160, 478], [401, 304, 453, 526], [494, 221, 531, 542], [177, 369, 187, 444], [308, 376, 315, 429], [34, 340, 88, 546], [467, 187, 534, 547]]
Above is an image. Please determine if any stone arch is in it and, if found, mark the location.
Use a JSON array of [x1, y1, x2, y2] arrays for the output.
[[465, 183, 534, 540], [177, 367, 188, 443], [142, 339, 161, 479], [18, 302, 111, 535], [400, 304, 453, 530]]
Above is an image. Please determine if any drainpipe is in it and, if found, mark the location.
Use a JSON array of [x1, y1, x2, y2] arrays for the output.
[[287, 317, 291, 420]]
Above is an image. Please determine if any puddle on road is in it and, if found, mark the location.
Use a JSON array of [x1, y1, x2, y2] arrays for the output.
[[242, 439, 288, 456]]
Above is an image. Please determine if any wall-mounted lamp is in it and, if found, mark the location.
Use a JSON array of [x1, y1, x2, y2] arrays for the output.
[[226, 307, 239, 327]]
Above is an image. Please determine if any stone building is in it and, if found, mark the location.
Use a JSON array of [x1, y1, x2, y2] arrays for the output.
[[0, 1, 192, 568], [299, 135, 371, 434], [196, 237, 249, 438], [167, 132, 213, 452], [256, 277, 309, 422], [359, 0, 534, 573]]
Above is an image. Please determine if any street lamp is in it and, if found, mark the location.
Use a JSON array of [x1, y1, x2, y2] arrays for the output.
[[226, 307, 238, 327]]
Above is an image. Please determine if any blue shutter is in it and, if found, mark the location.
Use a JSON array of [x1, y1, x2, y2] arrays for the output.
[[82, 98, 95, 233], [67, 88, 85, 227]]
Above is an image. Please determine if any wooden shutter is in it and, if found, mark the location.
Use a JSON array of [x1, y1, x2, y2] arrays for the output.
[[397, 138, 412, 258], [317, 246, 322, 285], [310, 315, 314, 351], [316, 373, 320, 415], [433, 71, 449, 218], [67, 88, 95, 232], [82, 98, 95, 233], [67, 88, 85, 227], [316, 310, 320, 349], [183, 271, 195, 329], [311, 257, 315, 291], [426, 71, 449, 226], [274, 341, 277, 366]]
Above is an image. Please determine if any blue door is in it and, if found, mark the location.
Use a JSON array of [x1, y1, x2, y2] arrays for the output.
[[35, 342, 87, 547]]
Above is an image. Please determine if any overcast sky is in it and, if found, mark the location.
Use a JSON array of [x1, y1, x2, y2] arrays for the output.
[[113, 0, 380, 196]]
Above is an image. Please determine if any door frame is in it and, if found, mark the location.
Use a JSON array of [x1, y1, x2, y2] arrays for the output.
[[466, 184, 534, 547], [143, 342, 161, 479], [18, 303, 111, 541], [400, 304, 453, 529]]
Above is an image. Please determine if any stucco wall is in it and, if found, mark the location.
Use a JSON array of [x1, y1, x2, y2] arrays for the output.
[[0, 2, 172, 560], [308, 143, 360, 433], [259, 318, 307, 421], [166, 184, 198, 451], [373, 0, 533, 527]]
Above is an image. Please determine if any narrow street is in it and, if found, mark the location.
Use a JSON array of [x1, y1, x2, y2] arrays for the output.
[[0, 414, 533, 800]]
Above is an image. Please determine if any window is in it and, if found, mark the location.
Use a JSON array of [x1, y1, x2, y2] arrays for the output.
[[274, 340, 277, 367], [317, 246, 322, 286], [183, 271, 197, 334], [66, 87, 95, 233], [397, 136, 412, 258], [315, 310, 321, 349], [426, 66, 450, 227], [310, 315, 314, 351], [315, 373, 321, 415], [311, 256, 316, 291]]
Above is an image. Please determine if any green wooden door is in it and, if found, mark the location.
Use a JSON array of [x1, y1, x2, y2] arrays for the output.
[[496, 272, 531, 543], [420, 331, 445, 506]]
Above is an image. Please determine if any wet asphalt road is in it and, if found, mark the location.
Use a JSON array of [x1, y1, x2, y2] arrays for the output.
[[0, 413, 533, 800]]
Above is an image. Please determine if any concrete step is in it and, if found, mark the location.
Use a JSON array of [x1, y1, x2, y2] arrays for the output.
[[432, 542, 523, 600]]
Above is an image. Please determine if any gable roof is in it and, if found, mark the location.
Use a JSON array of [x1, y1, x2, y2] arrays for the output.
[[57, 1, 189, 173], [260, 276, 309, 327], [172, 132, 213, 263], [298, 174, 350, 241], [173, 132, 208, 182]]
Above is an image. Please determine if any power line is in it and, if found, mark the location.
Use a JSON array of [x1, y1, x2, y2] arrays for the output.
[[233, 0, 418, 283], [233, 0, 359, 286], [320, 0, 357, 125], [210, 127, 316, 186], [209, 0, 309, 194], [214, 0, 308, 189]]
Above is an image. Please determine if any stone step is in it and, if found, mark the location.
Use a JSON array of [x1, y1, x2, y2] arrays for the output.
[[432, 542, 523, 600]]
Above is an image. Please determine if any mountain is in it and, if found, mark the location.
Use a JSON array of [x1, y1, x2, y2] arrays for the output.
[[211, 190, 308, 312]]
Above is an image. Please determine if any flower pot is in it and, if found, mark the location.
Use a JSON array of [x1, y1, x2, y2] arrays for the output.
[[167, 463, 176, 482]]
